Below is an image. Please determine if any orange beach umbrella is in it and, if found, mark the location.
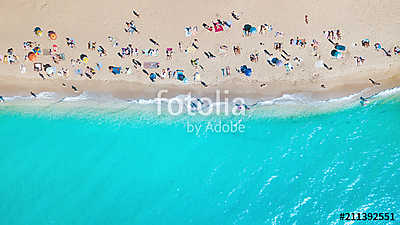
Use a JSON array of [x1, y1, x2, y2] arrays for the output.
[[48, 31, 57, 40], [28, 52, 37, 61]]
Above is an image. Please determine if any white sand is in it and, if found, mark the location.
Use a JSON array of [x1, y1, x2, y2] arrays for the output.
[[0, 0, 400, 100]]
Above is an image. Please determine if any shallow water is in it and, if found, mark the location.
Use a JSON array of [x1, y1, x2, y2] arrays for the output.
[[0, 90, 399, 225]]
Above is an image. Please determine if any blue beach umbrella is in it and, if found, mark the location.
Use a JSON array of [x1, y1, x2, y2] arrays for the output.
[[244, 68, 252, 76], [149, 73, 157, 82], [335, 44, 346, 51], [271, 57, 283, 67], [331, 50, 342, 58]]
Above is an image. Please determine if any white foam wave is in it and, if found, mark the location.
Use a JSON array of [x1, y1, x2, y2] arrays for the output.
[[374, 86, 400, 98], [1, 85, 399, 115], [62, 92, 91, 102], [259, 94, 307, 105], [36, 92, 59, 100], [129, 99, 159, 104], [3, 95, 31, 101]]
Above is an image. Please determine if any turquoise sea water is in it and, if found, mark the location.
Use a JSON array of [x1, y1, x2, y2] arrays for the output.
[[0, 90, 399, 225]]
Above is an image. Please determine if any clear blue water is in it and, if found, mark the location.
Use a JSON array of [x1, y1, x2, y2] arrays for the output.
[[0, 92, 399, 225]]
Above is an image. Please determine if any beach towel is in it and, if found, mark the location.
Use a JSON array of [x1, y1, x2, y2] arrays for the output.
[[224, 20, 232, 28], [144, 62, 160, 69], [75, 69, 82, 75], [46, 66, 56, 75], [185, 46, 196, 54], [95, 62, 102, 71], [214, 22, 224, 32], [42, 49, 51, 56], [285, 63, 293, 72], [142, 49, 159, 56], [112, 67, 121, 75], [194, 72, 200, 81]]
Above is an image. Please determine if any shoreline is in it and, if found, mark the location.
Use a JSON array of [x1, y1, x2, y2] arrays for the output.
[[1, 0, 400, 107], [1, 66, 400, 103]]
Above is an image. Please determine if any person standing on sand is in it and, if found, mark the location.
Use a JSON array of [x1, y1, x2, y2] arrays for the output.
[[178, 42, 182, 52], [305, 15, 309, 24]]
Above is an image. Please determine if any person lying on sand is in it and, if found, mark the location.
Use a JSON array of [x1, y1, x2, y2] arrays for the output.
[[231, 11, 240, 20], [369, 78, 381, 86], [132, 10, 140, 17], [149, 38, 159, 46], [38, 73, 45, 80]]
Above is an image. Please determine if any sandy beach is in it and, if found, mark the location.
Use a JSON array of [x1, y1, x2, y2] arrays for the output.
[[1, 0, 400, 102]]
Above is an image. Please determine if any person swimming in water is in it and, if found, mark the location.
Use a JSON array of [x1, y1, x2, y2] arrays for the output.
[[360, 96, 369, 106]]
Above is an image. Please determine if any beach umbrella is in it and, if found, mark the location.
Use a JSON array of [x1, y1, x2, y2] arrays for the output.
[[250, 27, 257, 34], [335, 44, 346, 51], [33, 46, 41, 55], [243, 24, 252, 31], [177, 71, 185, 81], [34, 27, 43, 37], [240, 65, 248, 73], [75, 69, 82, 75], [362, 38, 370, 43], [394, 46, 400, 55], [244, 68, 252, 76], [271, 57, 283, 67], [331, 50, 342, 58], [80, 54, 88, 63], [48, 31, 57, 40], [149, 73, 157, 82], [28, 52, 36, 61]]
